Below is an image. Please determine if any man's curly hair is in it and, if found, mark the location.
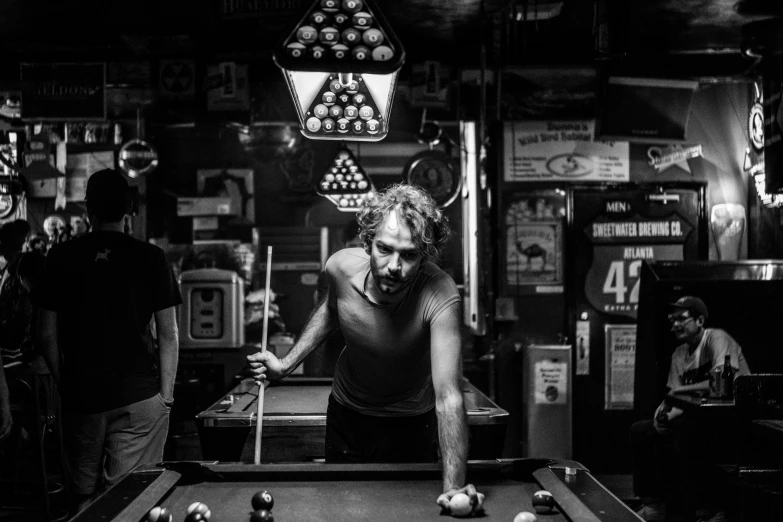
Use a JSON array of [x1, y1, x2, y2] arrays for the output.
[[356, 184, 451, 263]]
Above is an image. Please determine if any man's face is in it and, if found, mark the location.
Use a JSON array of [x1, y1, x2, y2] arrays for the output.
[[669, 310, 701, 342], [369, 211, 423, 296]]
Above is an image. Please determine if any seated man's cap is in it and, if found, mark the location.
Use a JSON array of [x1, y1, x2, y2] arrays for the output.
[[669, 296, 708, 320]]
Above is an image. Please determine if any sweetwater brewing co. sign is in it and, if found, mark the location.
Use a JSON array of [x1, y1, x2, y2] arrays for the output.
[[502, 120, 629, 183], [21, 63, 106, 120], [583, 213, 692, 318]]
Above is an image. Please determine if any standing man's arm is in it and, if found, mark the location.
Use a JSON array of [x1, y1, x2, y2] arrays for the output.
[[38, 309, 60, 388], [154, 306, 179, 402], [431, 304, 483, 516]]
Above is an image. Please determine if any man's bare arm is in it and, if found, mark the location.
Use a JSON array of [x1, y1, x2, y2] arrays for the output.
[[38, 309, 60, 387], [430, 304, 468, 492], [154, 306, 179, 401]]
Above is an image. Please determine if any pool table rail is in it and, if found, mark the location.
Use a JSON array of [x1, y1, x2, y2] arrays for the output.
[[71, 459, 640, 522]]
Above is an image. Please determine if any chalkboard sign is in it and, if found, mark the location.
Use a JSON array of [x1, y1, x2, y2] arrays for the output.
[[21, 63, 106, 121]]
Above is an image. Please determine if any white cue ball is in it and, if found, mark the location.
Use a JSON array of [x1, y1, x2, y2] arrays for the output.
[[513, 512, 537, 522], [449, 492, 472, 517]]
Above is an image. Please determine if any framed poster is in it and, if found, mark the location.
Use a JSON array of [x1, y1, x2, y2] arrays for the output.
[[604, 324, 637, 410], [21, 63, 106, 120], [501, 191, 564, 294]]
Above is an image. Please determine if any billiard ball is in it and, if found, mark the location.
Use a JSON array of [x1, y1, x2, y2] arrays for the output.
[[448, 492, 472, 517], [513, 512, 537, 522], [531, 490, 555, 514], [249, 509, 274, 522], [184, 513, 207, 522], [145, 506, 172, 522], [187, 502, 211, 519], [252, 490, 274, 511]]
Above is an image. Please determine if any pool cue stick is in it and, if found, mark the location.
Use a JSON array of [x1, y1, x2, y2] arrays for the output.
[[254, 245, 273, 465]]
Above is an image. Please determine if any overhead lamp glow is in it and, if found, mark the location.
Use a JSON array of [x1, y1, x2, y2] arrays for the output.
[[274, 0, 405, 142]]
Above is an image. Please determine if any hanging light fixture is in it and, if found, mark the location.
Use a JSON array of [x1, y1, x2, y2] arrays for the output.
[[274, 0, 405, 142], [317, 145, 375, 211]]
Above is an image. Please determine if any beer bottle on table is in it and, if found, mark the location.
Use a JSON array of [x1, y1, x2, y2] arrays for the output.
[[721, 354, 734, 400]]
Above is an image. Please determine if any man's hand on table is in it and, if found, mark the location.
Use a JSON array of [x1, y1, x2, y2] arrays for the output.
[[437, 484, 485, 518], [247, 351, 285, 384]]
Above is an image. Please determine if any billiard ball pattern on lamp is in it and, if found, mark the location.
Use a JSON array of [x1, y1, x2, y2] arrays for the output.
[[317, 146, 375, 211], [274, 0, 405, 142]]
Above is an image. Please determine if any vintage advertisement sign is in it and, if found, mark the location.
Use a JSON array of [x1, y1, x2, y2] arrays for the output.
[[584, 211, 692, 318], [585, 213, 694, 244], [505, 221, 562, 287], [585, 244, 683, 318], [21, 63, 106, 120], [206, 63, 250, 112], [502, 191, 565, 294], [158, 60, 195, 99], [503, 121, 629, 182], [605, 324, 637, 410]]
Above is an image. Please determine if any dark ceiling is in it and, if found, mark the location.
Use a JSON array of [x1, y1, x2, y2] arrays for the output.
[[0, 0, 781, 79]]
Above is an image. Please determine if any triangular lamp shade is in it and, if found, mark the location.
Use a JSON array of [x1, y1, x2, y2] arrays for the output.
[[317, 146, 375, 211], [274, 0, 405, 142]]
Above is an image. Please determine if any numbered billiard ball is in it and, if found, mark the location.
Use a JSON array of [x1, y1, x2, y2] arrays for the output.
[[252, 490, 274, 511], [342, 0, 363, 14], [362, 28, 384, 47], [296, 25, 319, 45], [184, 513, 207, 522], [187, 502, 211, 520], [310, 45, 326, 59], [145, 506, 172, 522], [365, 119, 380, 135], [532, 490, 555, 513], [310, 11, 329, 25], [371, 45, 394, 61], [319, 27, 339, 45], [352, 12, 372, 29], [249, 509, 274, 522], [513, 512, 537, 522], [285, 42, 306, 59], [352, 45, 370, 61], [342, 28, 361, 45]]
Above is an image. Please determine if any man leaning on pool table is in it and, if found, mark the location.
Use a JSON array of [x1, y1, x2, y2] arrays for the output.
[[248, 184, 484, 517]]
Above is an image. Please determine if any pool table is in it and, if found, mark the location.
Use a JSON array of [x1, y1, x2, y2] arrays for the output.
[[196, 377, 509, 462], [71, 459, 643, 522]]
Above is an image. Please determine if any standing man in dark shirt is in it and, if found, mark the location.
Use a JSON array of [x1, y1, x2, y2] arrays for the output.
[[36, 169, 182, 512]]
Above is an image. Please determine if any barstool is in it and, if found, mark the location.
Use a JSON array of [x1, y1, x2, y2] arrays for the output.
[[2, 357, 69, 521]]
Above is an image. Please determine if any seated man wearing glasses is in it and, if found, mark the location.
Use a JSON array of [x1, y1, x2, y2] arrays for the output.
[[631, 296, 750, 522]]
